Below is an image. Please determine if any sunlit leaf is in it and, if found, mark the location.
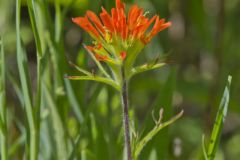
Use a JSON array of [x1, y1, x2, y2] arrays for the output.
[[207, 75, 232, 160], [66, 75, 120, 91]]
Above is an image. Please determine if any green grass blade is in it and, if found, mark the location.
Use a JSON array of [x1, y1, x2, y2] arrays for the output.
[[64, 77, 84, 123], [207, 75, 232, 160], [16, 1, 37, 159], [8, 72, 24, 106], [54, 0, 62, 42], [26, 0, 43, 58], [26, 0, 43, 109], [43, 84, 68, 160], [90, 114, 109, 160], [0, 117, 3, 132], [68, 134, 81, 160], [0, 37, 8, 160], [16, 0, 34, 126], [26, 1, 44, 159]]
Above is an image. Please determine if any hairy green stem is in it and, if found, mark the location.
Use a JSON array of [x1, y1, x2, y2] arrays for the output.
[[120, 66, 132, 160]]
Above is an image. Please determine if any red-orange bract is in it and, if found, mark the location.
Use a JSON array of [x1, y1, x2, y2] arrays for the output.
[[72, 0, 171, 64]]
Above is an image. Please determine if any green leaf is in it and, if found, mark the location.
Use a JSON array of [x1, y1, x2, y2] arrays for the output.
[[68, 61, 92, 76], [129, 63, 165, 79], [125, 41, 145, 74], [134, 110, 183, 158], [67, 75, 120, 91], [207, 75, 232, 160]]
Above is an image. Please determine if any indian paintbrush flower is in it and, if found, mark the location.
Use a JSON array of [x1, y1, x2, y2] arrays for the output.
[[72, 0, 171, 77], [70, 0, 171, 159]]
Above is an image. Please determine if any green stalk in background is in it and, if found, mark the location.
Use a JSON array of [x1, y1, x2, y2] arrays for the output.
[[43, 84, 68, 160], [202, 75, 232, 160], [26, 0, 45, 158], [0, 37, 8, 160], [16, 0, 38, 159]]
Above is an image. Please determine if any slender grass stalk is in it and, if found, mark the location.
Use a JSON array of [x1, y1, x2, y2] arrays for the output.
[[16, 1, 37, 159], [120, 66, 132, 160], [55, 0, 62, 43], [0, 37, 8, 160], [26, 0, 44, 159], [64, 78, 84, 124], [43, 84, 68, 160]]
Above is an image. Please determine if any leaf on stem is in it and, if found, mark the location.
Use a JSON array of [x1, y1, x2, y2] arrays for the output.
[[66, 75, 120, 91], [134, 110, 184, 158], [129, 63, 165, 79], [68, 61, 92, 76]]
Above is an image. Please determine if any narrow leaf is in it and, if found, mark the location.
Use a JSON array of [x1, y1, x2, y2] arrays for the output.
[[26, 0, 43, 57], [207, 75, 232, 160], [68, 61, 92, 76], [134, 110, 183, 158], [66, 75, 120, 91], [16, 0, 35, 130], [129, 63, 165, 78]]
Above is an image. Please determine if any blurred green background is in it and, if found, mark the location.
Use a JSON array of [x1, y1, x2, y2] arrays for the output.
[[0, 0, 240, 159]]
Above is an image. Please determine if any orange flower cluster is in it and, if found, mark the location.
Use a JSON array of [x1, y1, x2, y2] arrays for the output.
[[72, 0, 171, 62]]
